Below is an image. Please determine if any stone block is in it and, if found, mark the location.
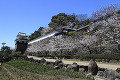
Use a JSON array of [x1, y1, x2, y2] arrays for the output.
[[54, 66, 60, 69], [88, 59, 98, 75], [58, 63, 64, 69], [97, 71, 104, 77], [83, 66, 88, 72], [40, 58, 46, 64], [55, 60, 62, 66]]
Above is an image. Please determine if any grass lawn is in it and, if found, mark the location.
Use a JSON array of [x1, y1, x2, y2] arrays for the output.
[[0, 59, 94, 80]]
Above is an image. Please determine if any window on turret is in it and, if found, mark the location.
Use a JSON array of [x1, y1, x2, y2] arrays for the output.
[[17, 41, 19, 43], [17, 37, 28, 40]]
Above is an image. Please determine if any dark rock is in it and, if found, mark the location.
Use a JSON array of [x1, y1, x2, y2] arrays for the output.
[[107, 70, 116, 80], [116, 72, 120, 79], [67, 64, 72, 70], [24, 57, 29, 61], [79, 68, 84, 72], [88, 59, 98, 75], [72, 63, 79, 72], [63, 64, 69, 68], [38, 60, 41, 63], [40, 58, 46, 64], [103, 69, 109, 78], [98, 67, 106, 71], [55, 60, 62, 66], [54, 66, 60, 69], [34, 59, 39, 63], [79, 65, 84, 68], [103, 69, 116, 80], [67, 63, 79, 72], [58, 63, 64, 69], [44, 61, 51, 65], [49, 62, 55, 66], [83, 66, 88, 72], [116, 68, 120, 73], [97, 71, 104, 77], [29, 58, 34, 62]]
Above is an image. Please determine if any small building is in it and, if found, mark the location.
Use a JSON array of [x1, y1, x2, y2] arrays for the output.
[[55, 25, 89, 36], [15, 32, 28, 53]]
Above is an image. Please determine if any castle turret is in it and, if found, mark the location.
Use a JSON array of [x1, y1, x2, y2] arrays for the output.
[[15, 32, 28, 54]]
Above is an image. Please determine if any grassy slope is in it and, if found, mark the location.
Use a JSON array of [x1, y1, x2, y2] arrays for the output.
[[0, 64, 51, 80], [0, 59, 94, 80]]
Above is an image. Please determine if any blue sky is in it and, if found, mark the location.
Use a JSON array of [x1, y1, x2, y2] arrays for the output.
[[0, 0, 119, 49]]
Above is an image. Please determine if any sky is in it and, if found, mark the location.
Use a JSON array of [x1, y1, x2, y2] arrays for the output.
[[0, 0, 119, 49]]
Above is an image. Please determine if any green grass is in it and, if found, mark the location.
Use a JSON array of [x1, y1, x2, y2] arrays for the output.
[[68, 31, 81, 35], [1, 63, 54, 80], [5, 59, 94, 80], [6, 59, 54, 74]]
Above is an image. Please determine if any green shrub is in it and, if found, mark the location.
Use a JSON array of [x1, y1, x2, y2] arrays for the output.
[[116, 9, 120, 14], [68, 31, 81, 35], [68, 31, 77, 35], [12, 51, 21, 57], [83, 32, 88, 35]]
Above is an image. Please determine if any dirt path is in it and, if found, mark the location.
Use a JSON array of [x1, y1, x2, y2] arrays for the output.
[[28, 56, 120, 70]]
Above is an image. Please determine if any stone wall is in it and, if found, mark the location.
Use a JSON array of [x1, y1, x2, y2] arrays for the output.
[[26, 34, 89, 53]]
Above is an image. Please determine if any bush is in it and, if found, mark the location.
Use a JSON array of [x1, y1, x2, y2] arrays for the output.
[[68, 31, 81, 35], [116, 9, 120, 14], [12, 51, 22, 57], [83, 32, 87, 35]]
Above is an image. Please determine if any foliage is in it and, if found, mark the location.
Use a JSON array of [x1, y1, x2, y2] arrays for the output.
[[116, 9, 120, 14], [1, 46, 12, 54], [48, 13, 89, 29], [29, 4, 120, 42], [91, 4, 119, 21], [0, 46, 12, 62], [0, 52, 3, 62], [83, 32, 88, 35], [12, 51, 22, 57], [68, 31, 80, 35], [29, 27, 43, 41]]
